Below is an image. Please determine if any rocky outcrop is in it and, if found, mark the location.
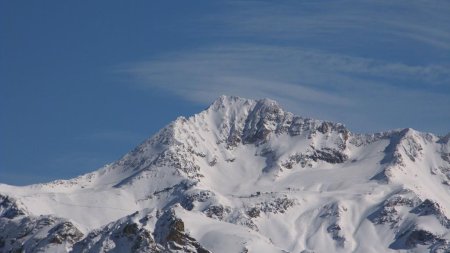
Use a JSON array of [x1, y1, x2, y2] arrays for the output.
[[411, 199, 450, 228], [155, 209, 211, 253], [390, 228, 448, 251], [281, 147, 348, 169], [369, 191, 419, 228], [1, 96, 449, 253], [0, 215, 83, 253], [319, 202, 348, 247], [246, 196, 296, 216], [0, 195, 27, 219]]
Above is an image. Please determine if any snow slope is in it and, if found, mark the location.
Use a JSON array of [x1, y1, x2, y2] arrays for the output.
[[1, 95, 450, 252]]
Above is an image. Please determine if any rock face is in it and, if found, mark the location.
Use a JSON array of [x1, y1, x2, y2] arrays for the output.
[[1, 95, 450, 253], [0, 214, 83, 253]]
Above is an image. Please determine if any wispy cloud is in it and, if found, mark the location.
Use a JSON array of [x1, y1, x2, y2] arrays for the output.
[[118, 0, 450, 133], [123, 44, 450, 90], [120, 44, 450, 133], [217, 0, 450, 51]]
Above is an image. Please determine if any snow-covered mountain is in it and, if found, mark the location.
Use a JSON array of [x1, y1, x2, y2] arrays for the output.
[[1, 95, 450, 253]]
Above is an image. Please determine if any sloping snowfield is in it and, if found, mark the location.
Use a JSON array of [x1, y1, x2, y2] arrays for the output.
[[1, 96, 450, 252]]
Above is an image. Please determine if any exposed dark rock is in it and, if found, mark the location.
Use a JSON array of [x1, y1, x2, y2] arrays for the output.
[[327, 223, 345, 247], [123, 223, 139, 237], [369, 193, 420, 228], [0, 215, 83, 253], [327, 224, 341, 233], [319, 203, 347, 247], [317, 122, 331, 134], [242, 99, 289, 144], [73, 217, 160, 253], [155, 210, 211, 253], [381, 131, 407, 166], [48, 221, 83, 245], [246, 207, 260, 218], [281, 153, 312, 169], [442, 153, 450, 163], [320, 203, 346, 218], [412, 199, 441, 216], [437, 133, 450, 144], [247, 197, 295, 216], [0, 195, 26, 219], [204, 205, 231, 220], [311, 148, 348, 164], [369, 206, 399, 227], [391, 228, 445, 250], [226, 131, 242, 149], [406, 230, 442, 248], [282, 147, 347, 169], [150, 145, 202, 178], [208, 157, 217, 166], [165, 218, 185, 245], [411, 199, 450, 228]]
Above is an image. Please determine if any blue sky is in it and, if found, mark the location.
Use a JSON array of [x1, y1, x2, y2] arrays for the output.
[[1, 0, 449, 185]]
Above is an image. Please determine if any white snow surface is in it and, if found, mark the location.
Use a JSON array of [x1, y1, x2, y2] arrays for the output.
[[1, 95, 450, 253]]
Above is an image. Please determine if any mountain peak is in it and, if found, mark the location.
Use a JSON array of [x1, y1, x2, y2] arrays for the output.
[[208, 95, 281, 114], [1, 96, 450, 253], [209, 95, 253, 109]]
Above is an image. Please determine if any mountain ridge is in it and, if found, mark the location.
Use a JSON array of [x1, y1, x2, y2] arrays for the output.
[[1, 95, 450, 253]]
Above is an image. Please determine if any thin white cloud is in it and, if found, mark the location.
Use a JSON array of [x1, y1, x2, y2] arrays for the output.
[[119, 44, 450, 133], [117, 0, 450, 133], [217, 0, 450, 51], [121, 45, 355, 105], [122, 44, 449, 93]]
